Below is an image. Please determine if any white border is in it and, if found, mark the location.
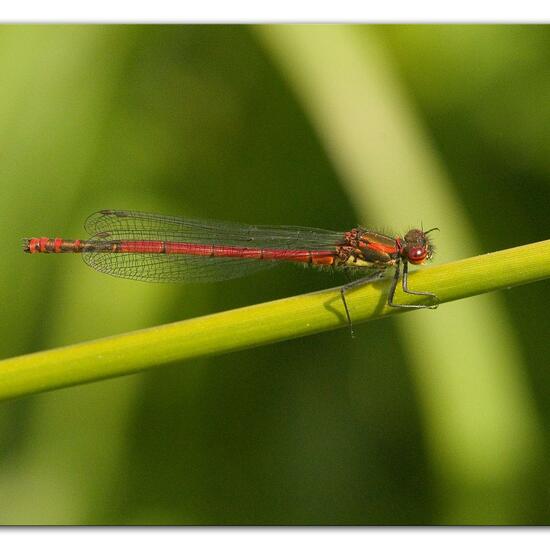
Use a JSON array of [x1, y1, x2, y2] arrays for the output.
[[1, 529, 550, 549], [0, 0, 549, 23]]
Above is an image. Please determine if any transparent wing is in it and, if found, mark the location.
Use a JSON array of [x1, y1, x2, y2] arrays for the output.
[[82, 250, 277, 283], [82, 210, 344, 283], [85, 210, 345, 249]]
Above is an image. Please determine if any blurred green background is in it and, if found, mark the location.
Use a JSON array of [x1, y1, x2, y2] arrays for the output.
[[0, 24, 549, 525]]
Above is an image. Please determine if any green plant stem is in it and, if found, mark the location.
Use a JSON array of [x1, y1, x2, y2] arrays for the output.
[[1, 239, 549, 402]]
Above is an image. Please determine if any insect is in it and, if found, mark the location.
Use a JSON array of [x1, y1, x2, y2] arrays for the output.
[[24, 209, 439, 335]]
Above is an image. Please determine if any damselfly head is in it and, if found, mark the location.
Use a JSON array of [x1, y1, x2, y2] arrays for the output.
[[402, 228, 438, 265]]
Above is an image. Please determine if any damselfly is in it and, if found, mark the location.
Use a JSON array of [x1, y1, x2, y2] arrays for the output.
[[24, 210, 439, 335]]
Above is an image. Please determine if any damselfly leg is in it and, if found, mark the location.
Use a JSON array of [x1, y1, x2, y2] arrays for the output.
[[340, 272, 384, 338], [388, 260, 439, 309]]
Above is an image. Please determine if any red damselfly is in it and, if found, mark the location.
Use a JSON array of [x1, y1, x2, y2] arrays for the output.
[[23, 210, 439, 335]]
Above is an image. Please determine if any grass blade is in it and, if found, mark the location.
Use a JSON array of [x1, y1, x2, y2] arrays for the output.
[[1, 238, 549, 402]]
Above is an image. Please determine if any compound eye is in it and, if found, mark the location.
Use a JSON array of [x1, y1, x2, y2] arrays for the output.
[[408, 246, 428, 264]]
